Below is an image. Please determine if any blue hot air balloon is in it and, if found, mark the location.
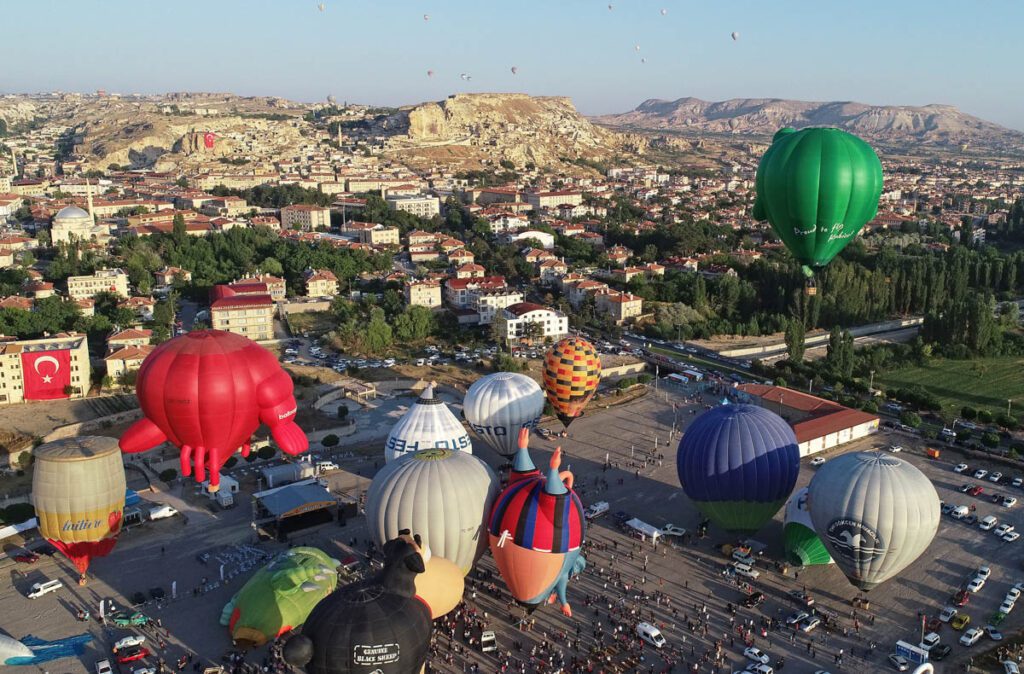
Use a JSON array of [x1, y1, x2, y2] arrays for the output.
[[676, 404, 800, 533]]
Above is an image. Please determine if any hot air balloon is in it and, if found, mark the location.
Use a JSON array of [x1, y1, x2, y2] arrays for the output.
[[511, 66, 518, 75], [423, 13, 430, 21], [460, 73, 471, 81], [119, 331, 308, 490], [0, 635, 34, 666], [808, 452, 940, 592], [488, 446, 585, 616], [634, 44, 641, 51], [641, 58, 647, 64], [220, 547, 340, 647], [426, 69, 434, 78], [32, 437, 126, 584], [660, 8, 668, 15], [464, 372, 544, 456], [783, 487, 832, 567], [318, 3, 325, 11], [731, 31, 739, 40], [384, 384, 471, 463], [752, 127, 883, 279], [728, 118, 739, 130], [366, 447, 497, 574], [283, 535, 431, 674], [676, 404, 799, 533], [607, 3, 613, 10], [542, 336, 601, 427], [413, 548, 464, 618]]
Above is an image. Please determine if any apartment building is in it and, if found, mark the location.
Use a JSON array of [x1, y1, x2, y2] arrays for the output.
[[0, 332, 91, 405], [66, 268, 129, 300]]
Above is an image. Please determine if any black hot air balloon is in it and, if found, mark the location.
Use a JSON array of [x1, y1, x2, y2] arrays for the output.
[[284, 535, 431, 674]]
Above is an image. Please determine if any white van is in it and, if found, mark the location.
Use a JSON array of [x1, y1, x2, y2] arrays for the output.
[[148, 504, 179, 520], [480, 630, 497, 653], [316, 461, 339, 473], [585, 501, 609, 520], [27, 579, 63, 599], [951, 505, 970, 519], [980, 515, 999, 531], [636, 622, 666, 648], [731, 562, 761, 580]]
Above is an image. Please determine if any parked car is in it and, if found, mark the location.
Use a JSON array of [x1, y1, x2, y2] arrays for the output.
[[799, 616, 822, 633], [975, 469, 989, 479], [13, 552, 39, 564], [991, 472, 1004, 483], [930, 644, 952, 660], [111, 611, 149, 627], [952, 614, 971, 630], [96, 660, 113, 674], [986, 625, 1004, 641], [113, 636, 146, 652], [939, 606, 958, 622], [960, 627, 984, 646], [1004, 497, 1018, 508], [27, 579, 63, 599], [996, 524, 1016, 537], [967, 577, 986, 593], [744, 647, 770, 665], [1005, 532, 1021, 542], [116, 647, 151, 664], [743, 592, 766, 608], [1004, 661, 1021, 674], [888, 654, 910, 671], [954, 463, 969, 473]]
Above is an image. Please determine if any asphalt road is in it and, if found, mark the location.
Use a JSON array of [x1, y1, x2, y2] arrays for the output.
[[3, 387, 1022, 674]]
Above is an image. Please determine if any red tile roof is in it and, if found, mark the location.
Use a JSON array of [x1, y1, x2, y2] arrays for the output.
[[212, 295, 273, 309]]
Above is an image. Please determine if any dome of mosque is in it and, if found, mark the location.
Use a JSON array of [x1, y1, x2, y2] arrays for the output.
[[53, 205, 91, 223]]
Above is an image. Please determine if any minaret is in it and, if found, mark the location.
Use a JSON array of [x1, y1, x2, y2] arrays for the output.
[[9, 148, 17, 177], [85, 178, 95, 222]]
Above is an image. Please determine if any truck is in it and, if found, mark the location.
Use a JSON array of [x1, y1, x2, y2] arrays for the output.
[[261, 461, 316, 488], [584, 501, 609, 520]]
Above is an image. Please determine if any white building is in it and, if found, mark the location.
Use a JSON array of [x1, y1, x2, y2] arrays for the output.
[[503, 302, 568, 344], [386, 195, 440, 219], [67, 268, 129, 300]]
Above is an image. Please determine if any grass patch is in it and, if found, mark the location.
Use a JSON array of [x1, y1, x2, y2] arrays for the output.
[[287, 312, 338, 337], [875, 355, 1024, 418]]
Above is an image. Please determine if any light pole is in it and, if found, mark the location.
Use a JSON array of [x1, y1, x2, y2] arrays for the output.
[[1009, 399, 1013, 417], [869, 370, 876, 392]]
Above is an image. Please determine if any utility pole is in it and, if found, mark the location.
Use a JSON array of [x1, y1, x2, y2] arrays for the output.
[[869, 370, 876, 392]]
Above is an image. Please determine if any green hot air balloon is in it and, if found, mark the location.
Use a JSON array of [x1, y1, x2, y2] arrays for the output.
[[783, 487, 832, 567], [753, 127, 883, 278]]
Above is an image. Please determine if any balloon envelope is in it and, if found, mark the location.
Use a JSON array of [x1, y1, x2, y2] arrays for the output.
[[414, 555, 464, 618], [32, 436, 126, 577], [676, 404, 799, 533], [366, 448, 497, 574], [542, 337, 601, 427], [808, 451, 940, 591], [752, 127, 883, 274], [783, 487, 832, 566], [220, 547, 340, 646], [464, 372, 544, 456], [731, 31, 739, 40], [384, 385, 471, 463]]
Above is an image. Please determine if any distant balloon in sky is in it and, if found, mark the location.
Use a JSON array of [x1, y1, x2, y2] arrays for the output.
[[634, 44, 641, 51], [423, 13, 430, 21], [729, 118, 739, 130], [660, 8, 668, 15], [731, 31, 739, 41], [427, 69, 434, 78], [317, 3, 325, 11], [460, 73, 471, 81], [641, 58, 647, 64], [511, 66, 518, 75], [608, 4, 613, 10]]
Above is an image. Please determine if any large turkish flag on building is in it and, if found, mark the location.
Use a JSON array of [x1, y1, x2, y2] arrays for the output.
[[21, 349, 72, 400]]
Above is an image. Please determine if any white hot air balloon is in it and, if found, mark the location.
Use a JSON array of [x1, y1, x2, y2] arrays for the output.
[[641, 58, 647, 63], [460, 73, 471, 81], [731, 31, 740, 41], [660, 8, 668, 15], [423, 13, 430, 21], [464, 373, 544, 457], [318, 3, 325, 11], [366, 448, 498, 574], [384, 384, 471, 463], [634, 44, 641, 51]]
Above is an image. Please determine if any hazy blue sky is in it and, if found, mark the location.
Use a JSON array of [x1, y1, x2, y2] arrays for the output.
[[3, 0, 1021, 130]]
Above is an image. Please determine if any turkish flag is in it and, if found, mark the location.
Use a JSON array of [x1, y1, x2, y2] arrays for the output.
[[21, 349, 72, 400], [203, 132, 215, 149]]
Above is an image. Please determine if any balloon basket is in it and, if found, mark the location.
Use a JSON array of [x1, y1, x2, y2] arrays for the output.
[[79, 576, 88, 587]]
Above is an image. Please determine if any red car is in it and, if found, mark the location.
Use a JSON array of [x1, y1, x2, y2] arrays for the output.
[[953, 589, 970, 607], [926, 617, 942, 632], [969, 486, 984, 497], [116, 647, 151, 664], [13, 552, 39, 564]]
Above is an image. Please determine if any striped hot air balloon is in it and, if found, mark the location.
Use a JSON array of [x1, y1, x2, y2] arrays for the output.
[[542, 337, 601, 427], [32, 436, 126, 584], [488, 446, 585, 615], [676, 404, 800, 534]]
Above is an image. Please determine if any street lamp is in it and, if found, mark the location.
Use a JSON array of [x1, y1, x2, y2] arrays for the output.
[[869, 370, 876, 392]]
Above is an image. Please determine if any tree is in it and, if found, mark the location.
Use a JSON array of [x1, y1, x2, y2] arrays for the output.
[[899, 411, 922, 429], [961, 406, 978, 421], [159, 468, 178, 482], [322, 434, 339, 447], [172, 213, 187, 240], [257, 446, 275, 460], [981, 432, 1000, 449], [490, 313, 509, 351], [337, 405, 349, 420], [363, 307, 392, 354], [784, 318, 805, 362]]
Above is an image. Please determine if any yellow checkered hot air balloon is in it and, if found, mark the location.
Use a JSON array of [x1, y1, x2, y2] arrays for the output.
[[542, 337, 601, 427], [32, 436, 126, 584]]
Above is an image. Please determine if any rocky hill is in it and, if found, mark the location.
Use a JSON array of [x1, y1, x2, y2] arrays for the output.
[[595, 97, 1024, 156], [381, 93, 647, 169]]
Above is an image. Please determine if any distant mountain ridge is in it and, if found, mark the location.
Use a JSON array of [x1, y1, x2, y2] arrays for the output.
[[595, 97, 1024, 155]]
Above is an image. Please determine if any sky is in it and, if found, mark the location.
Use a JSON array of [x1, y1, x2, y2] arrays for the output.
[[2, 0, 1022, 130]]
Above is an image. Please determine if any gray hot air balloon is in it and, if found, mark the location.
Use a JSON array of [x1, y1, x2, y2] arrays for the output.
[[463, 372, 544, 457], [384, 384, 471, 463], [366, 448, 498, 575], [807, 451, 939, 591]]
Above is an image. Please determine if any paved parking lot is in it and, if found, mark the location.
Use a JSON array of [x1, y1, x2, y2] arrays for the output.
[[3, 385, 1023, 674]]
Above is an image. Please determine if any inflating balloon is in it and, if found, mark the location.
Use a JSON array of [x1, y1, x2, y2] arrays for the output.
[[808, 452, 939, 592], [220, 547, 340, 647], [542, 336, 601, 428], [464, 372, 544, 456], [384, 384, 471, 463], [488, 445, 585, 616], [366, 447, 497, 574], [676, 404, 799, 533], [752, 127, 883, 277], [413, 549, 464, 618], [783, 487, 832, 567], [284, 535, 431, 674], [32, 436, 126, 584], [119, 331, 308, 490]]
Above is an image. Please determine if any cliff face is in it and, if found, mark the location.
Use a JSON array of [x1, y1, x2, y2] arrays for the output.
[[595, 97, 1024, 156], [389, 93, 645, 169]]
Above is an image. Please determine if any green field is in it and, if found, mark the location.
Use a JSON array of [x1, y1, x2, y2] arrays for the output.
[[875, 355, 1024, 417]]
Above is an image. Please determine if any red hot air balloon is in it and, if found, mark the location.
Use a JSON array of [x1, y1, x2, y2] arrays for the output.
[[488, 446, 585, 615], [119, 331, 308, 490], [204, 132, 215, 149]]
